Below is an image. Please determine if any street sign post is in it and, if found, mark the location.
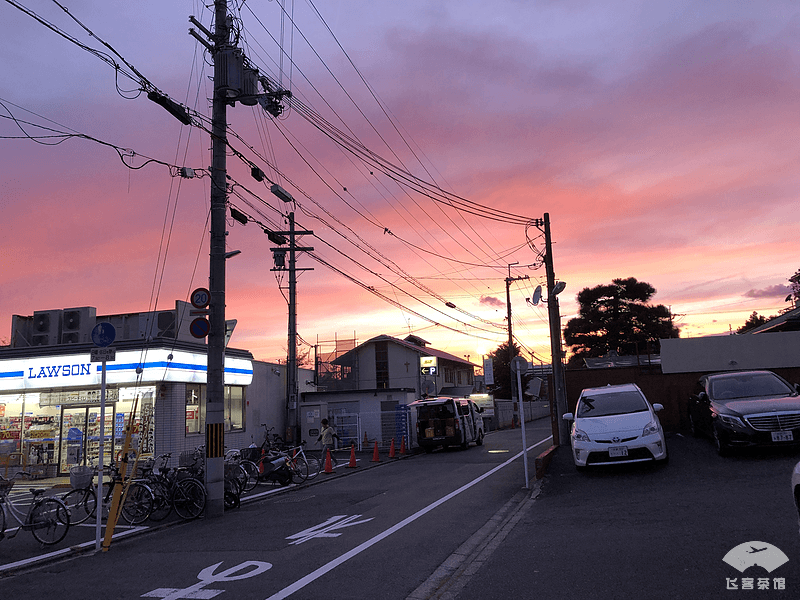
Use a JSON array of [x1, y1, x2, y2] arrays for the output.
[[511, 356, 530, 489], [91, 322, 116, 550]]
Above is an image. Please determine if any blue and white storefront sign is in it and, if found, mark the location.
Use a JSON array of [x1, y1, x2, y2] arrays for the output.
[[0, 349, 253, 392]]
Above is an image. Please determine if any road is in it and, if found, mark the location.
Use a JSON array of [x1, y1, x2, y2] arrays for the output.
[[0, 419, 554, 599], [452, 431, 800, 600]]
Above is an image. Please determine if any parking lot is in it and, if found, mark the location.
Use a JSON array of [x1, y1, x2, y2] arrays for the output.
[[455, 430, 800, 599]]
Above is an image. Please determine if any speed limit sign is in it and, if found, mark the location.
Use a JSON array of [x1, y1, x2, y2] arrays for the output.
[[191, 287, 211, 309]]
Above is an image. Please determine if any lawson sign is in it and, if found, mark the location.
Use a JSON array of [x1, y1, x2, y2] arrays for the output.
[[0, 349, 253, 392]]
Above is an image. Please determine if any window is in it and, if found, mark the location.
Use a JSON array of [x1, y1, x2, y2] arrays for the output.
[[186, 384, 246, 435], [375, 341, 389, 389]]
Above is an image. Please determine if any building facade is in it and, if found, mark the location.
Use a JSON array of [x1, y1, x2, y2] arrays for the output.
[[0, 302, 310, 477]]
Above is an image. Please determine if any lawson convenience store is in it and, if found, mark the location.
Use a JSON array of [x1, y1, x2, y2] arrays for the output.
[[0, 342, 253, 476]]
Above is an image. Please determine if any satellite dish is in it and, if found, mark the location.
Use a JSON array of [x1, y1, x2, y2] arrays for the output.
[[552, 281, 567, 296], [421, 380, 437, 397], [531, 285, 542, 306]]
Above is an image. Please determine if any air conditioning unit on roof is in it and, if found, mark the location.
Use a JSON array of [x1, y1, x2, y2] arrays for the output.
[[31, 309, 62, 346], [61, 307, 97, 344]]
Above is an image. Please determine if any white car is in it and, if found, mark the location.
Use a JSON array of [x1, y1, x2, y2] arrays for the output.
[[793, 461, 800, 533], [563, 383, 668, 469]]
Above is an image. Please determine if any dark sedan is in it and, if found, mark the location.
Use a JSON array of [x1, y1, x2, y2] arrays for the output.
[[687, 370, 800, 455]]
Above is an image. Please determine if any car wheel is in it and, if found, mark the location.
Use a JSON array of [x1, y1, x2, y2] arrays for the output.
[[713, 426, 730, 457]]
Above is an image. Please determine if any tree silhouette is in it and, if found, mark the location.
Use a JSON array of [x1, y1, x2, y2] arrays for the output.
[[736, 311, 768, 334], [487, 341, 531, 399], [563, 277, 679, 368]]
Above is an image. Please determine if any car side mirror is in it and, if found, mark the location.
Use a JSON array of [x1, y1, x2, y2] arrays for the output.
[[563, 413, 574, 421], [653, 403, 664, 412], [698, 391, 709, 403]]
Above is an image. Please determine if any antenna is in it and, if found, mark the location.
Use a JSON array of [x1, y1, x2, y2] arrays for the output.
[[531, 285, 542, 306]]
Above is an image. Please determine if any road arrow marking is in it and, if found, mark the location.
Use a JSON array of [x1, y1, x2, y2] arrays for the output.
[[286, 514, 375, 545]]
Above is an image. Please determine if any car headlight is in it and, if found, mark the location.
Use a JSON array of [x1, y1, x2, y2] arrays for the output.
[[573, 428, 590, 442], [642, 420, 660, 436], [717, 414, 745, 428]]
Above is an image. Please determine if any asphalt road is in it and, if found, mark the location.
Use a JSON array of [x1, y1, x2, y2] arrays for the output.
[[452, 431, 800, 600], [0, 420, 555, 599], [5, 423, 796, 600]]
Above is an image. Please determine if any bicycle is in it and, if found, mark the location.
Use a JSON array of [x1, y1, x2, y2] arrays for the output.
[[287, 442, 320, 481], [1, 472, 70, 545], [62, 461, 155, 525], [140, 454, 206, 521]]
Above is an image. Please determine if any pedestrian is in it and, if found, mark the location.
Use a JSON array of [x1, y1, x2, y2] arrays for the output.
[[317, 418, 340, 464]]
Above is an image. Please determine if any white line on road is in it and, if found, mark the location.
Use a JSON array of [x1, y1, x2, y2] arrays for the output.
[[264, 436, 553, 600]]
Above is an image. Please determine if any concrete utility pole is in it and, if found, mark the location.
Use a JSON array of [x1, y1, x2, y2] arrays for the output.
[[205, 0, 231, 517], [541, 213, 569, 445], [271, 210, 313, 443]]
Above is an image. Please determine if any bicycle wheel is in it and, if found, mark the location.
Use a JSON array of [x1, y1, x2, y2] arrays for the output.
[[62, 488, 96, 524], [29, 497, 70, 545], [120, 482, 154, 525], [147, 478, 172, 522], [304, 455, 321, 480], [172, 478, 206, 520], [289, 455, 309, 484], [228, 463, 248, 494], [239, 460, 259, 491]]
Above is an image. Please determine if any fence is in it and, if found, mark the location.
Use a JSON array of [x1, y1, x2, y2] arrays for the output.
[[330, 407, 412, 451]]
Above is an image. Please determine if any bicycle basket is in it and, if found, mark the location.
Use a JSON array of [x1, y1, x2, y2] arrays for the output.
[[0, 479, 14, 498], [179, 451, 197, 467], [70, 465, 94, 489]]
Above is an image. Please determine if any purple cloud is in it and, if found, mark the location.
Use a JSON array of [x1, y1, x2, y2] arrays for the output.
[[744, 285, 791, 299]]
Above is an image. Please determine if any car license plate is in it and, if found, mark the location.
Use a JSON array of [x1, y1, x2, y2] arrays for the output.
[[608, 446, 628, 457], [771, 431, 794, 442]]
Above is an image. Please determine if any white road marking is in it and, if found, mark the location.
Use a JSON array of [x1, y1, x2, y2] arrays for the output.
[[286, 514, 375, 545], [265, 436, 552, 600], [142, 560, 272, 599]]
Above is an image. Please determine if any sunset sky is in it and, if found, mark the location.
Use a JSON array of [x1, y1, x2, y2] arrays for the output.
[[1, 0, 798, 367]]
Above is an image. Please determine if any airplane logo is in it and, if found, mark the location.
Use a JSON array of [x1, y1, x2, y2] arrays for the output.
[[723, 541, 789, 573]]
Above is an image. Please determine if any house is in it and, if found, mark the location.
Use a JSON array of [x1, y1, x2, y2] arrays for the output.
[[301, 334, 477, 449]]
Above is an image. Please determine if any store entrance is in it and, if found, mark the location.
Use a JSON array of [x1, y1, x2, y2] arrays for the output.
[[58, 404, 115, 475]]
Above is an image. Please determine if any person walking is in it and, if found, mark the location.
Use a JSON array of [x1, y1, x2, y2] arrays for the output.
[[317, 418, 340, 465]]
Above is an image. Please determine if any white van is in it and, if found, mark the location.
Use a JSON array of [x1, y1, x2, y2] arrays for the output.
[[411, 396, 484, 452]]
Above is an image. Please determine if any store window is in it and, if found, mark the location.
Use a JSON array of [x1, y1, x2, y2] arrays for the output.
[[186, 384, 245, 435]]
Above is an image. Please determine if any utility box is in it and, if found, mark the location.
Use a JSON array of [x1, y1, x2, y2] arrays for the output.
[[301, 403, 328, 446]]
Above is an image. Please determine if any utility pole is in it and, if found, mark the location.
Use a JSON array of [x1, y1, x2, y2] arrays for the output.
[[203, 0, 231, 518], [271, 209, 313, 443], [541, 213, 569, 445], [506, 263, 529, 425]]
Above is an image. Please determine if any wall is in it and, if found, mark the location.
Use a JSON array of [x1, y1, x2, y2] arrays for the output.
[[562, 366, 800, 431], [661, 331, 800, 373]]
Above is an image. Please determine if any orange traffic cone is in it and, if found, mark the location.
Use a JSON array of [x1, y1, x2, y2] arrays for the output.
[[363, 431, 369, 446], [400, 436, 407, 455], [388, 438, 396, 458], [346, 444, 358, 468], [324, 449, 334, 474], [371, 440, 380, 462], [259, 448, 266, 474]]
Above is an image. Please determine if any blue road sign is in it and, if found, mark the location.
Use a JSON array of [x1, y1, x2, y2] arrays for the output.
[[91, 322, 116, 347]]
